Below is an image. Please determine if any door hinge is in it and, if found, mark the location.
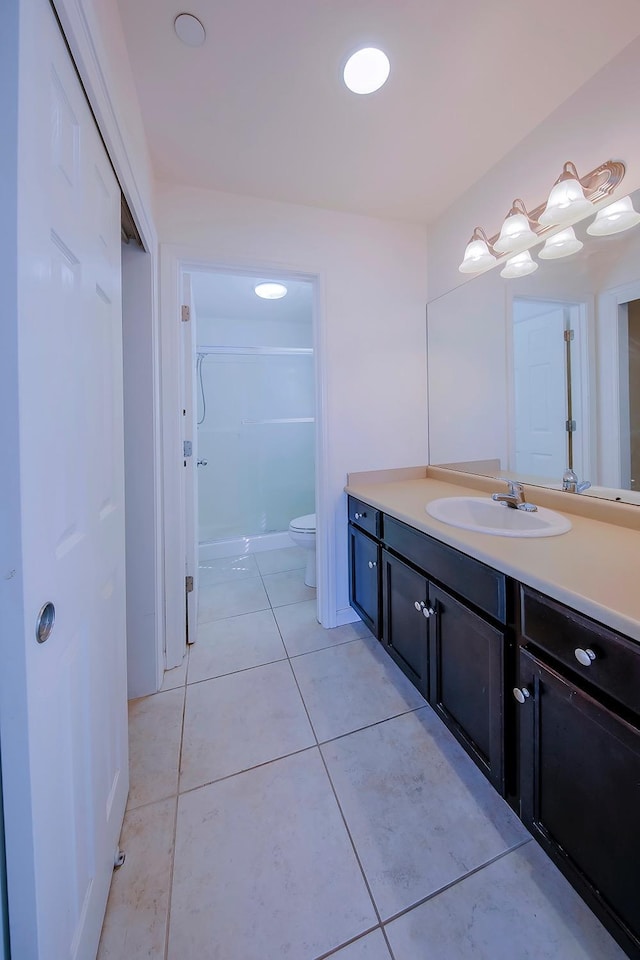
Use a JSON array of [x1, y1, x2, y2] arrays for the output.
[[181, 304, 190, 322], [186, 575, 194, 593], [566, 419, 576, 432], [183, 440, 192, 457], [563, 329, 575, 342]]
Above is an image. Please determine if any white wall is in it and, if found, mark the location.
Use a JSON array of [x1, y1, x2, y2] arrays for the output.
[[156, 183, 429, 622], [427, 35, 640, 301]]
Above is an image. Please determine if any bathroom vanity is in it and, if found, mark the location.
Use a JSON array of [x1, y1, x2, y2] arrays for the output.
[[346, 469, 640, 960]]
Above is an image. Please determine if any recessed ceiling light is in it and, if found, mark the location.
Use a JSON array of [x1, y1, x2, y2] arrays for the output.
[[174, 14, 206, 47], [343, 47, 390, 95], [254, 282, 287, 300]]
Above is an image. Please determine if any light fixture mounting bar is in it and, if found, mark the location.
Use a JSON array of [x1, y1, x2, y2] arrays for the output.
[[483, 159, 625, 248]]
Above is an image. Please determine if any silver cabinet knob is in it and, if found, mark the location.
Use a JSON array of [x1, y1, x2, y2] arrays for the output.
[[422, 606, 436, 619], [368, 560, 377, 569], [197, 459, 208, 467], [414, 601, 422, 611], [513, 687, 531, 704], [354, 511, 366, 520], [574, 647, 596, 666]]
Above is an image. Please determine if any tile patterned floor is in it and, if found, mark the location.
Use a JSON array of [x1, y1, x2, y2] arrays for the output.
[[98, 546, 627, 960]]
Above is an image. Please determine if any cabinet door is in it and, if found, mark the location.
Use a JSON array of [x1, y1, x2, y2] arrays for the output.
[[518, 648, 640, 959], [381, 550, 429, 698], [429, 585, 505, 793], [348, 524, 380, 638]]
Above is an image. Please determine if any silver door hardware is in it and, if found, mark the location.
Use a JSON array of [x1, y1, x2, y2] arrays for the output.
[[565, 420, 576, 433], [183, 441, 192, 457], [181, 304, 190, 322], [422, 606, 436, 619], [513, 687, 531, 704], [563, 329, 575, 342], [114, 849, 126, 869], [36, 601, 55, 644], [574, 647, 596, 666], [354, 512, 366, 520], [186, 576, 194, 594], [197, 459, 208, 467], [368, 560, 377, 569]]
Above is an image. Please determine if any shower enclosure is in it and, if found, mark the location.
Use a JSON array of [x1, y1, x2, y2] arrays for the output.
[[192, 272, 315, 560]]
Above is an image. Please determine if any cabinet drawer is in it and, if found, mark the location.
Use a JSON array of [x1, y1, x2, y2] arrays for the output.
[[520, 586, 640, 718], [384, 516, 506, 623], [347, 496, 380, 538]]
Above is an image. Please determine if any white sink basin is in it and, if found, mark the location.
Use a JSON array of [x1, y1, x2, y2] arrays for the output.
[[425, 497, 572, 538]]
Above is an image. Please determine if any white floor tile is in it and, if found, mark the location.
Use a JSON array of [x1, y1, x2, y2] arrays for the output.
[[128, 688, 184, 809], [168, 750, 377, 960], [97, 797, 175, 960], [322, 708, 528, 919], [385, 840, 627, 959], [254, 545, 306, 576], [262, 568, 316, 607], [329, 930, 393, 959], [291, 636, 425, 742], [160, 650, 189, 691], [275, 599, 372, 657], [180, 659, 315, 790], [198, 576, 269, 623], [189, 609, 286, 683], [198, 554, 259, 586]]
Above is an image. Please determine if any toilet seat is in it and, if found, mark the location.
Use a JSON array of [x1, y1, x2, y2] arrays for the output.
[[289, 513, 316, 533]]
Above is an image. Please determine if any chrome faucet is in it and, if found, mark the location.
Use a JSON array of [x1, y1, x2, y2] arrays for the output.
[[491, 480, 538, 512], [562, 468, 591, 494]]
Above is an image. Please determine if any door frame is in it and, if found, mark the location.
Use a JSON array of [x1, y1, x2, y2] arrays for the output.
[[160, 246, 333, 667]]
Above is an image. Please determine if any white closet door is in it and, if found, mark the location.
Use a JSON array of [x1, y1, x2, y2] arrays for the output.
[[5, 0, 128, 956]]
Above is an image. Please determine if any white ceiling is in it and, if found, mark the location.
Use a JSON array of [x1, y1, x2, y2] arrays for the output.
[[118, 0, 640, 224]]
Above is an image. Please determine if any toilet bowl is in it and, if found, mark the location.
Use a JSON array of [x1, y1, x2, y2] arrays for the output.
[[288, 513, 316, 587]]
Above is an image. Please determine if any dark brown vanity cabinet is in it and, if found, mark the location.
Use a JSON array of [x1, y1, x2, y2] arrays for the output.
[[380, 550, 430, 697], [517, 587, 640, 959], [347, 498, 382, 638]]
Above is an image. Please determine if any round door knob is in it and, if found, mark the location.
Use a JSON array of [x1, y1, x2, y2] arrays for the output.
[[422, 607, 436, 619], [574, 647, 596, 666], [368, 560, 377, 569], [354, 512, 366, 520], [513, 687, 531, 704]]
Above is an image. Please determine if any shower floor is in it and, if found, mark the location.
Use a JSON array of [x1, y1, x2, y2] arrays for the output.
[[199, 530, 294, 563]]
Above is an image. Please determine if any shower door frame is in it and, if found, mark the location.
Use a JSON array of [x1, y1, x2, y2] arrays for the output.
[[159, 247, 332, 669]]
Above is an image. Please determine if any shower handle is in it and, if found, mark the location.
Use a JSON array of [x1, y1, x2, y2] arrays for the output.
[[197, 459, 208, 467]]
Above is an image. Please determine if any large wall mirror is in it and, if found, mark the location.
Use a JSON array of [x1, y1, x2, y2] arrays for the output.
[[427, 185, 640, 505]]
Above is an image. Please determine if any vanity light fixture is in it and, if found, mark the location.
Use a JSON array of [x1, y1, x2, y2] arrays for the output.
[[458, 228, 497, 273], [343, 47, 390, 94], [254, 282, 288, 300], [538, 162, 593, 227], [493, 200, 538, 254], [458, 159, 625, 275], [538, 226, 583, 260], [586, 195, 640, 236], [500, 251, 538, 279]]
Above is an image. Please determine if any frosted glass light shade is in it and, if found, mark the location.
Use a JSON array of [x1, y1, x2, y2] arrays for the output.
[[539, 177, 592, 227], [538, 227, 583, 260], [500, 251, 538, 279], [254, 282, 287, 299], [587, 196, 640, 236], [493, 212, 538, 254], [343, 48, 390, 94], [458, 238, 496, 273]]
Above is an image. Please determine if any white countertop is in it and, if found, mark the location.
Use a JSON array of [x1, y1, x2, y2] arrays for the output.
[[345, 469, 640, 642]]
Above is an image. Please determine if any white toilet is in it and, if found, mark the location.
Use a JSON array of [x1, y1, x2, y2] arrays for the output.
[[288, 513, 316, 587]]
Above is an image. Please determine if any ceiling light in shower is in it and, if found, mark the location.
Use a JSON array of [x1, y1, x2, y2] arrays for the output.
[[343, 47, 390, 94], [254, 282, 288, 300], [174, 14, 206, 47]]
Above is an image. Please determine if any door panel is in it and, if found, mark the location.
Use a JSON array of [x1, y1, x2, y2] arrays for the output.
[[381, 550, 429, 697], [348, 525, 380, 637], [6, 1, 129, 956]]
